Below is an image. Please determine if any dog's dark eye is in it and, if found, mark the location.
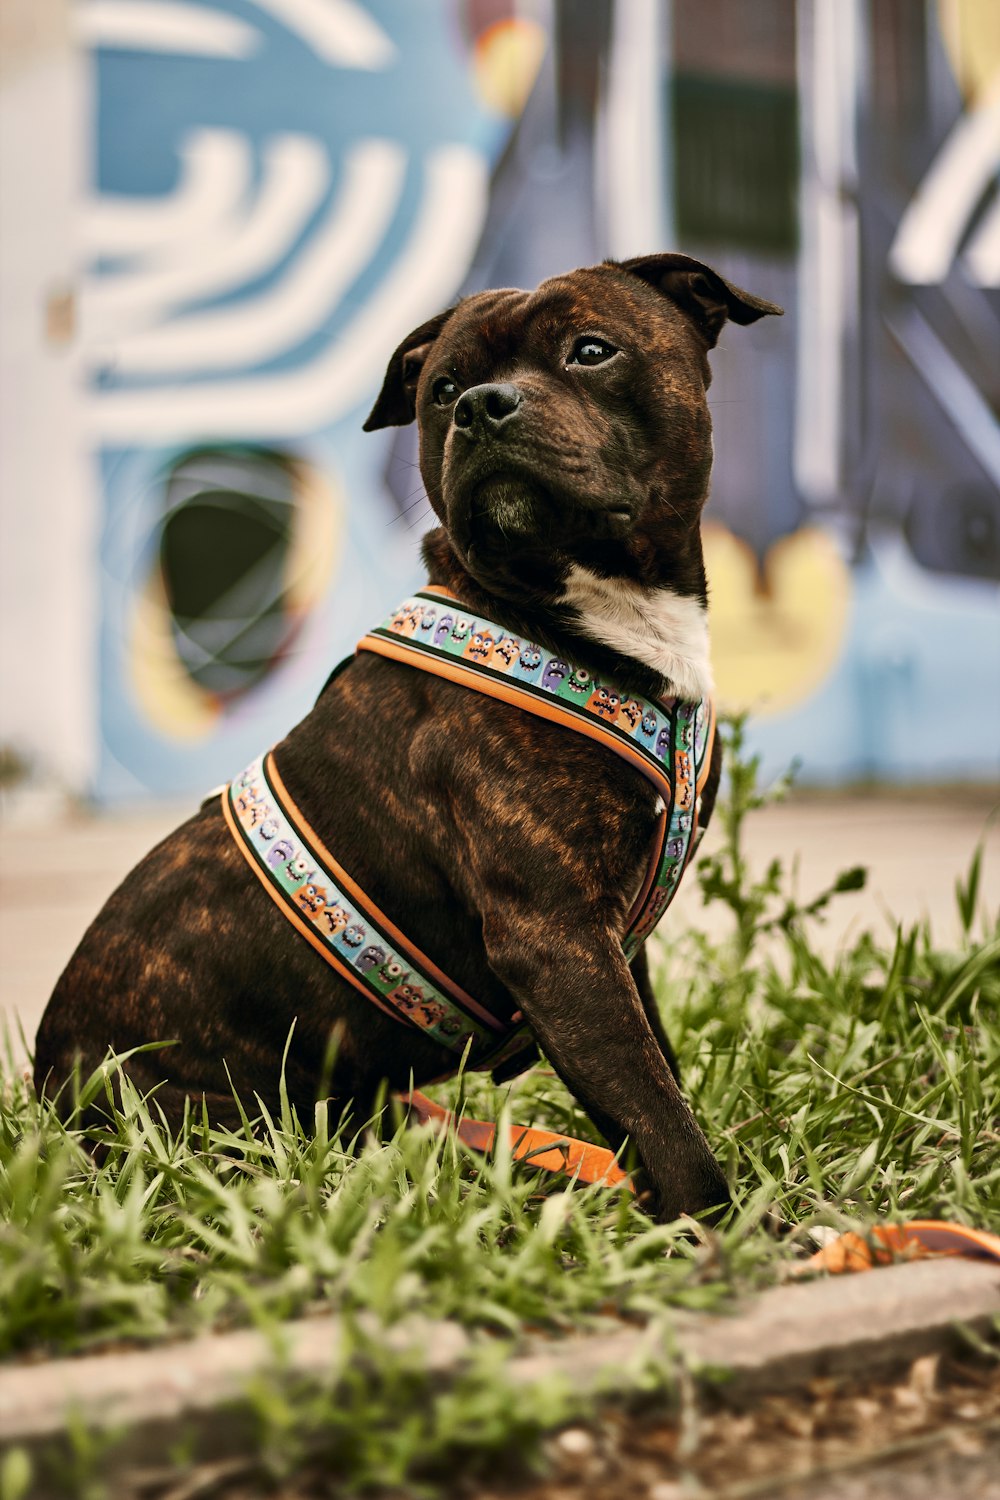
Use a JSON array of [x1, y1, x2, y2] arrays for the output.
[[432, 376, 459, 405], [568, 337, 618, 367]]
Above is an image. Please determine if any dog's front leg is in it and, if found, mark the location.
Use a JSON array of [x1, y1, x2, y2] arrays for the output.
[[483, 918, 729, 1221], [630, 946, 682, 1085]]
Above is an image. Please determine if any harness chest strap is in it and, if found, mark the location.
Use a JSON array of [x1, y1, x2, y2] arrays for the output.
[[223, 588, 715, 1070], [357, 588, 716, 960]]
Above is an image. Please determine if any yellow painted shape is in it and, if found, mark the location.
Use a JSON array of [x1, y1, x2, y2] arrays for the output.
[[472, 18, 547, 119], [283, 459, 341, 615], [936, 0, 1000, 102], [129, 568, 221, 741], [705, 523, 851, 718]]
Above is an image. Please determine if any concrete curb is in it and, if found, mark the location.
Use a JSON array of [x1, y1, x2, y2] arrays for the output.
[[511, 1257, 1000, 1396], [2, 1259, 998, 1484]]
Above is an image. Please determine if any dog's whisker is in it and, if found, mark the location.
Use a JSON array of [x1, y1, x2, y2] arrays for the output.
[[385, 477, 434, 518], [404, 506, 434, 532], [395, 492, 431, 516]]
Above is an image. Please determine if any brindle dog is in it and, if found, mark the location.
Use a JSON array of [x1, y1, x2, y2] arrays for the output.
[[35, 255, 781, 1221]]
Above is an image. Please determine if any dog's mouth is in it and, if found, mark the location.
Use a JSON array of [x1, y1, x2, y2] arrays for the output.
[[457, 471, 635, 559], [467, 474, 550, 548]]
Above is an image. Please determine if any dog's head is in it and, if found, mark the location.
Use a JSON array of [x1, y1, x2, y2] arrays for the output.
[[365, 255, 780, 605]]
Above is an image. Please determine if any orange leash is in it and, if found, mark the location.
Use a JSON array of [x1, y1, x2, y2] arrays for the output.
[[400, 1089, 634, 1191], [402, 1095, 1000, 1269], [804, 1219, 1000, 1273]]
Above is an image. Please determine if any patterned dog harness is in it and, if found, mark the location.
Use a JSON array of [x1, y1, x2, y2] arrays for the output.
[[224, 587, 715, 1076]]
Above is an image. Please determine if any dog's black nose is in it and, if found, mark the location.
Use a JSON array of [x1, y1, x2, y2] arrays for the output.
[[453, 382, 522, 434]]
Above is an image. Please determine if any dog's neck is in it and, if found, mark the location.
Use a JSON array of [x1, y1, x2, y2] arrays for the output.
[[421, 529, 713, 703], [558, 564, 713, 702]]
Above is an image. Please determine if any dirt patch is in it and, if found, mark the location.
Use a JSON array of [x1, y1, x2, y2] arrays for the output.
[[510, 1351, 1000, 1500], [107, 1349, 999, 1499]]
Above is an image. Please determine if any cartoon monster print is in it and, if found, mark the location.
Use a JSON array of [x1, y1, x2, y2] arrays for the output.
[[654, 726, 672, 762], [464, 630, 495, 665], [375, 958, 407, 990], [645, 887, 671, 925], [451, 617, 471, 645], [390, 982, 425, 1013], [618, 698, 642, 732], [274, 852, 312, 891], [587, 685, 621, 720], [235, 781, 264, 816], [640, 709, 658, 739], [419, 607, 437, 632], [282, 854, 312, 887], [541, 658, 569, 691], [389, 602, 422, 636], [437, 1015, 468, 1039], [512, 645, 543, 683], [433, 613, 454, 646], [355, 945, 386, 973], [319, 902, 350, 937], [236, 767, 256, 790], [247, 800, 271, 830], [390, 984, 450, 1029], [565, 667, 591, 696], [693, 701, 709, 762], [632, 886, 671, 945], [665, 836, 686, 860], [400, 993, 450, 1029], [258, 817, 280, 842], [265, 838, 294, 870], [675, 751, 694, 811], [294, 881, 327, 918], [340, 923, 366, 950], [493, 636, 519, 670]]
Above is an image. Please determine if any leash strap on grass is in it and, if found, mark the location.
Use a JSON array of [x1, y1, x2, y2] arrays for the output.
[[400, 1089, 634, 1191], [806, 1220, 1000, 1273], [403, 1094, 1000, 1263]]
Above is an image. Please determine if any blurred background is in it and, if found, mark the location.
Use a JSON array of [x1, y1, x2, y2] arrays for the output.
[[1, 0, 999, 807]]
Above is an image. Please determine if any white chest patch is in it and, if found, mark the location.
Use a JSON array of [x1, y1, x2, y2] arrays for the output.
[[560, 565, 714, 702]]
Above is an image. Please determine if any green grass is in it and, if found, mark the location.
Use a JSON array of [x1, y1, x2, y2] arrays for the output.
[[2, 720, 997, 1495]]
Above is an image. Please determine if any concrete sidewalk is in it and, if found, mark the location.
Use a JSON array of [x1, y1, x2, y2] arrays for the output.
[[3, 1258, 998, 1487], [1, 788, 997, 1057]]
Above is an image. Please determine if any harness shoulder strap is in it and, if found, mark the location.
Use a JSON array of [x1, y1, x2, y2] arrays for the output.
[[357, 589, 715, 951]]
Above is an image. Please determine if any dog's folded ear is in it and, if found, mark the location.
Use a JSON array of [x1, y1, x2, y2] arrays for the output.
[[363, 307, 458, 431], [617, 253, 783, 347]]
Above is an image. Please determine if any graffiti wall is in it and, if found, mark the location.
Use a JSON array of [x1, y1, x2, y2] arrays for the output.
[[695, 0, 1000, 782], [81, 0, 552, 797], [4, 0, 995, 796]]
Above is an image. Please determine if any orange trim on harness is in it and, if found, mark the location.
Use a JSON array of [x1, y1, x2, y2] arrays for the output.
[[263, 757, 503, 1032], [222, 789, 410, 1027], [406, 584, 718, 797], [358, 634, 678, 798]]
